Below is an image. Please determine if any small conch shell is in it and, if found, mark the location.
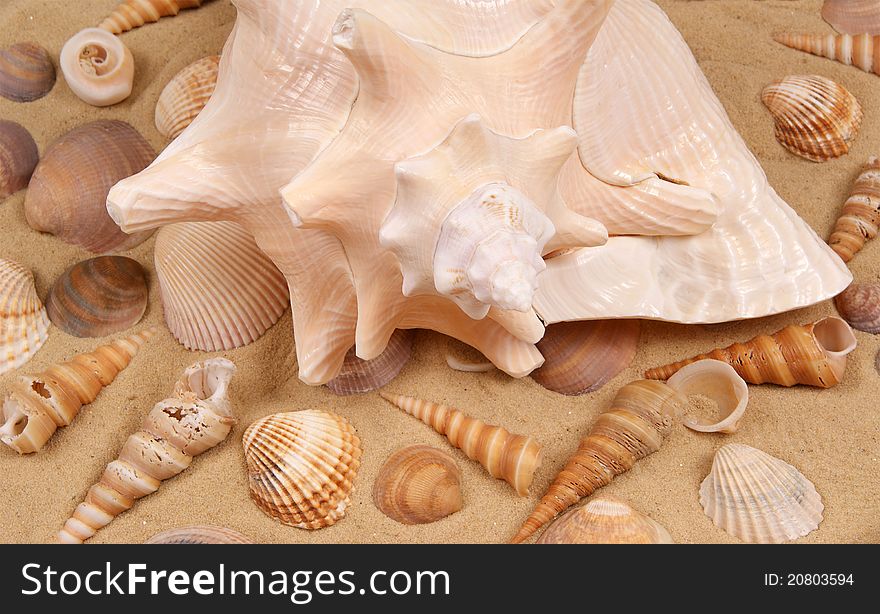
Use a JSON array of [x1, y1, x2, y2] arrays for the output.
[[828, 157, 880, 263], [145, 525, 254, 544], [381, 392, 542, 497], [47, 256, 149, 338], [0, 42, 55, 103], [666, 359, 749, 434], [0, 328, 155, 454], [835, 283, 880, 334], [60, 28, 134, 107], [25, 120, 155, 253], [0, 258, 50, 376], [762, 75, 863, 162], [822, 0, 880, 35], [511, 379, 687, 543], [100, 0, 207, 35], [0, 121, 39, 200], [155, 55, 221, 140], [700, 443, 824, 544], [58, 358, 236, 543], [242, 410, 362, 529], [645, 316, 857, 388], [537, 496, 673, 544], [774, 33, 880, 77], [327, 329, 413, 395], [373, 445, 462, 525]]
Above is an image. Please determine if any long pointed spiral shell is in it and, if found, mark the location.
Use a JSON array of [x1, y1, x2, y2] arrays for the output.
[[0, 329, 154, 454], [774, 33, 880, 77], [822, 0, 880, 36], [155, 55, 221, 140], [537, 495, 673, 544], [99, 0, 207, 35], [0, 258, 50, 377], [511, 379, 687, 543], [644, 316, 857, 388], [58, 358, 236, 544], [828, 157, 880, 263], [380, 392, 542, 497]]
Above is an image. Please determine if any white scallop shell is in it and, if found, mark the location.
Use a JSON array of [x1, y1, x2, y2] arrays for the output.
[[0, 258, 50, 375]]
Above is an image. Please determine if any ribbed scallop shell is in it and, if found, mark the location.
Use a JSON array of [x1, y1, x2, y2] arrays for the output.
[[154, 221, 289, 351], [326, 329, 413, 395], [822, 0, 880, 35], [700, 444, 824, 544], [762, 75, 863, 162], [0, 259, 50, 376], [242, 410, 362, 530], [835, 283, 880, 333], [373, 445, 462, 525], [537, 496, 673, 544], [146, 526, 254, 544], [156, 56, 221, 140], [0, 120, 39, 200], [0, 42, 55, 103]]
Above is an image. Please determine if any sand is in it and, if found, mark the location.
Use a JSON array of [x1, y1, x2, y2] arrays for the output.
[[1, 0, 878, 545]]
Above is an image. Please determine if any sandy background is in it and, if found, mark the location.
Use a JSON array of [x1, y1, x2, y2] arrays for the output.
[[0, 0, 877, 544]]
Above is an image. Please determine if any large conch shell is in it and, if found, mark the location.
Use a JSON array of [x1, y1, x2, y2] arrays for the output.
[[774, 33, 879, 77], [0, 329, 154, 454], [100, 0, 208, 34], [511, 379, 688, 543], [537, 495, 673, 544], [645, 316, 857, 388], [822, 0, 880, 35], [60, 28, 135, 107], [106, 0, 851, 386], [828, 157, 880, 263], [58, 358, 236, 543], [0, 258, 50, 376]]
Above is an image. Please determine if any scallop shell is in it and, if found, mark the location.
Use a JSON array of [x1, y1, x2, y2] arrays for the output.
[[145, 525, 254, 544], [156, 56, 221, 140], [0, 120, 39, 200], [0, 42, 55, 103], [326, 329, 413, 395], [700, 443, 824, 544], [822, 0, 880, 35], [537, 496, 673, 544], [0, 258, 50, 376], [25, 120, 155, 253], [373, 445, 462, 525], [532, 319, 640, 395], [761, 75, 863, 162], [59, 28, 134, 107], [834, 283, 880, 334], [100, 0, 208, 35], [774, 33, 880, 78], [828, 157, 880, 263], [242, 410, 362, 529], [666, 359, 749, 434]]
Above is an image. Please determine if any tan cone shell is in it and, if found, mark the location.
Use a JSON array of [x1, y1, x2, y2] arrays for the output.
[[99, 0, 206, 34], [774, 33, 880, 77], [0, 258, 50, 376], [537, 496, 673, 544], [828, 157, 880, 263], [373, 445, 462, 525], [155, 55, 221, 140]]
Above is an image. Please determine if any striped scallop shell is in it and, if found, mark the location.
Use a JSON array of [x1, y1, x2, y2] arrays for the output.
[[154, 221, 289, 351], [242, 410, 362, 530], [145, 525, 254, 544], [700, 444, 824, 544], [155, 56, 221, 140], [0, 258, 50, 376], [761, 75, 863, 162]]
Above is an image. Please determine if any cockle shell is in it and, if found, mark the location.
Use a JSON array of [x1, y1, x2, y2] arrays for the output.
[[25, 120, 155, 253], [154, 221, 289, 351], [762, 75, 863, 162], [822, 0, 880, 35], [700, 444, 824, 544], [835, 283, 880, 333], [511, 379, 688, 543], [645, 316, 857, 388], [0, 121, 39, 200], [0, 42, 55, 103], [47, 256, 148, 338], [828, 157, 880, 263], [666, 359, 749, 434], [373, 445, 462, 525], [0, 259, 50, 376], [60, 28, 134, 107], [327, 329, 413, 396], [537, 496, 673, 544], [58, 358, 236, 543], [145, 525, 254, 544], [242, 410, 362, 529], [155, 56, 221, 140], [774, 33, 880, 77], [100, 0, 209, 34]]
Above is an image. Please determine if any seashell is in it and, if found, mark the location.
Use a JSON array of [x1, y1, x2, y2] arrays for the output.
[[156, 55, 221, 140], [645, 316, 857, 388], [828, 157, 880, 263], [25, 120, 155, 253], [47, 256, 148, 338], [511, 379, 688, 543], [876, 348, 880, 375], [700, 443, 824, 544], [100, 0, 208, 35], [532, 319, 640, 395], [536, 495, 673, 544], [59, 28, 134, 107], [326, 329, 413, 395], [0, 329, 154, 454], [445, 354, 494, 373], [774, 33, 880, 78], [0, 121, 39, 200], [373, 445, 462, 525], [154, 221, 289, 351], [0, 42, 55, 103], [822, 0, 880, 35], [0, 258, 50, 376], [761, 75, 863, 162], [58, 358, 236, 543], [381, 392, 542, 496], [242, 410, 362, 529], [666, 359, 749, 434], [834, 283, 880, 334], [145, 525, 254, 544]]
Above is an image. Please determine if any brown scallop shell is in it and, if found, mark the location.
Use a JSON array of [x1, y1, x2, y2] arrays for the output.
[[834, 283, 880, 334], [0, 42, 55, 103], [373, 445, 462, 525], [155, 55, 221, 140], [537, 496, 673, 544], [145, 526, 254, 544], [0, 120, 39, 200], [326, 329, 413, 395]]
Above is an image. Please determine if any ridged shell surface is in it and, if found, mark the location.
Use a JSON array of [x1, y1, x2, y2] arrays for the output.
[[0, 120, 39, 199], [145, 525, 254, 544], [0, 258, 50, 376], [822, 0, 880, 35], [156, 56, 221, 140], [834, 283, 880, 333], [774, 33, 880, 77], [0, 42, 55, 102], [100, 0, 207, 34], [537, 496, 673, 544], [828, 157, 880, 263], [373, 445, 462, 525], [326, 329, 413, 395]]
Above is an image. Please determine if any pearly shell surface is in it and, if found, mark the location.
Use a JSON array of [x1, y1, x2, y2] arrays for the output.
[[60, 28, 135, 107]]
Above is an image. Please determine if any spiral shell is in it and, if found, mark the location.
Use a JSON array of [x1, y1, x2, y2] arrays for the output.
[[822, 0, 880, 35], [828, 157, 880, 263], [145, 525, 254, 544], [243, 410, 362, 530], [0, 258, 50, 376], [100, 0, 207, 35], [373, 445, 462, 525], [60, 28, 135, 107], [0, 121, 39, 200], [537, 496, 673, 544], [666, 359, 749, 434], [327, 329, 413, 395], [156, 55, 220, 140], [834, 283, 880, 334], [0, 42, 55, 103], [774, 33, 879, 78]]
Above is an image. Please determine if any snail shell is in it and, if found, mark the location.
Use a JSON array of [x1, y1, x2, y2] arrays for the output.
[[156, 55, 221, 140], [60, 28, 134, 107], [0, 121, 39, 200], [0, 42, 55, 103], [373, 445, 462, 525], [537, 496, 673, 544], [666, 359, 749, 434], [145, 525, 254, 544], [0, 258, 50, 376], [834, 283, 880, 334]]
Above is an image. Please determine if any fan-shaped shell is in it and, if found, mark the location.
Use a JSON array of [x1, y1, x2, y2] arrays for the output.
[[0, 258, 50, 376], [145, 525, 254, 544], [373, 445, 462, 525], [326, 329, 413, 395], [0, 120, 39, 200], [0, 42, 55, 103], [537, 496, 673, 544], [242, 410, 362, 529], [761, 75, 862, 162], [834, 283, 880, 334], [822, 0, 880, 35], [156, 56, 220, 140], [59, 28, 134, 107], [666, 359, 749, 434], [700, 443, 824, 544]]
